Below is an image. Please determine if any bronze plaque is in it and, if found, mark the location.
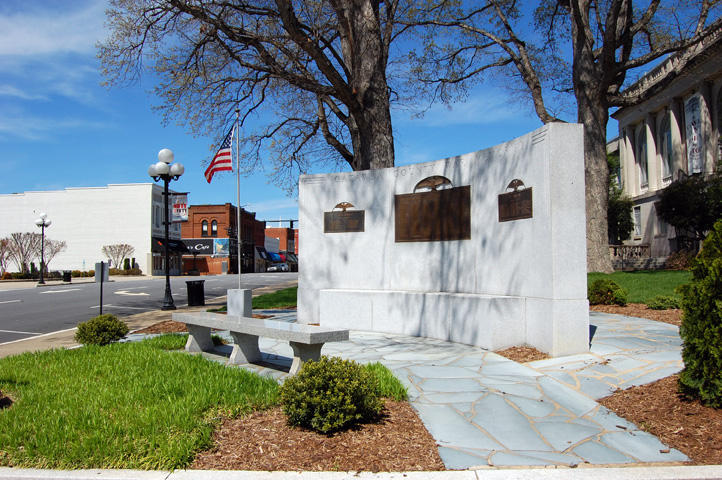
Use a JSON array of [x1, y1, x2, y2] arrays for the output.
[[395, 185, 471, 242], [498, 188, 533, 222], [324, 210, 365, 233]]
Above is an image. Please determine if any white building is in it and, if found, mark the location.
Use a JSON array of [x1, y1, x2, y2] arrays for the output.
[[612, 22, 722, 257], [0, 184, 184, 275]]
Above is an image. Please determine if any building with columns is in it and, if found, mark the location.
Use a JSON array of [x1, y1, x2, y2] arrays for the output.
[[613, 23, 722, 257]]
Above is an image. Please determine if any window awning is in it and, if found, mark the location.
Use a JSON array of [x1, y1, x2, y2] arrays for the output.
[[267, 252, 282, 262], [152, 236, 190, 253], [255, 246, 269, 260], [285, 253, 298, 263]]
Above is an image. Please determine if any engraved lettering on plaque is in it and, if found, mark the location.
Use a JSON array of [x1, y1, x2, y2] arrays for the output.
[[324, 202, 365, 233], [498, 179, 533, 222], [395, 176, 471, 242]]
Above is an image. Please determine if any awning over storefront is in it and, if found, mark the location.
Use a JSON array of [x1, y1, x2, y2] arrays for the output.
[[256, 246, 269, 260], [267, 252, 283, 262], [152, 236, 190, 253], [285, 253, 298, 263]]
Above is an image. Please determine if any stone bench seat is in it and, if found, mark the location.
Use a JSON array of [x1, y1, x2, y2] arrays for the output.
[[172, 312, 349, 374]]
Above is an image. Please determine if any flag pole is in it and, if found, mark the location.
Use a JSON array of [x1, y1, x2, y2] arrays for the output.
[[235, 108, 242, 290]]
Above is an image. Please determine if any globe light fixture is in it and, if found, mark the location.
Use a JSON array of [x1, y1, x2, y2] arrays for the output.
[[148, 149, 184, 310], [34, 213, 52, 285]]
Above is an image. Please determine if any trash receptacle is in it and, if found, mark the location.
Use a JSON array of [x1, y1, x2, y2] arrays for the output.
[[62, 270, 72, 283], [186, 280, 205, 306]]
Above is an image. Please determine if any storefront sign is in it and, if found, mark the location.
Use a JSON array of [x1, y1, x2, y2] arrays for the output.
[[187, 239, 214, 253]]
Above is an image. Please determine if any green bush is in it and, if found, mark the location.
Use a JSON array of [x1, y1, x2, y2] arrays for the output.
[[666, 250, 697, 270], [678, 221, 722, 407], [588, 279, 628, 306], [74, 314, 130, 346], [1, 272, 12, 280], [279, 356, 382, 434], [646, 295, 681, 310]]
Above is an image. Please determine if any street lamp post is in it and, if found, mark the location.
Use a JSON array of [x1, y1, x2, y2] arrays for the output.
[[148, 149, 184, 310], [34, 213, 52, 285]]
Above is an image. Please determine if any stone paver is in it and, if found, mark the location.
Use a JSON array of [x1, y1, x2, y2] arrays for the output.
[[169, 310, 688, 470]]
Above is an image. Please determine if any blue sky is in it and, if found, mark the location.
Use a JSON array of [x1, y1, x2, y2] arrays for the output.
[[0, 0, 611, 225]]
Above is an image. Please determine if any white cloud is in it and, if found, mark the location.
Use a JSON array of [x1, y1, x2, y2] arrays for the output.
[[0, 85, 47, 100], [0, 1, 107, 57]]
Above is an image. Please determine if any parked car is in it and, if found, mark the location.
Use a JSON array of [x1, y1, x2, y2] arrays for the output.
[[267, 263, 289, 272]]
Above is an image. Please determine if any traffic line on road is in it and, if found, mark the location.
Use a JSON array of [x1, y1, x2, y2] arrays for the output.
[[89, 304, 154, 311], [0, 299, 22, 305], [0, 327, 77, 347], [0, 328, 37, 335], [114, 290, 150, 296], [38, 288, 82, 294]]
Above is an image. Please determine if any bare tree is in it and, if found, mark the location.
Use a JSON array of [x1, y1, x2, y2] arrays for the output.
[[42, 239, 68, 272], [7, 232, 42, 274], [102, 244, 136, 269], [406, 0, 720, 272], [0, 238, 10, 275], [99, 0, 419, 191]]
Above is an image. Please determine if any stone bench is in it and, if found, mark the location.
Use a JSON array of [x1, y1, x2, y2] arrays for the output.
[[172, 312, 349, 374]]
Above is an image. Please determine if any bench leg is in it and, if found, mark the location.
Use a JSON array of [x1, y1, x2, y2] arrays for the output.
[[289, 342, 323, 375], [229, 332, 262, 365], [186, 325, 214, 352]]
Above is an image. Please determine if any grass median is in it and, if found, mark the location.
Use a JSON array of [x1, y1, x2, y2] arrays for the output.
[[0, 327, 406, 470], [587, 270, 691, 304]]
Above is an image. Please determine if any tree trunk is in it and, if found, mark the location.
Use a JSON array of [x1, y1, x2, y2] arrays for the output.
[[571, 0, 614, 273], [337, 0, 395, 171]]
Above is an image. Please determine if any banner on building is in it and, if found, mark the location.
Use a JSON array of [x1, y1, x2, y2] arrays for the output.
[[684, 95, 704, 174], [171, 194, 188, 222]]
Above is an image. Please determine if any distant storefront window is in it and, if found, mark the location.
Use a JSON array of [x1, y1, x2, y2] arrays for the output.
[[634, 206, 642, 238], [202, 220, 208, 237]]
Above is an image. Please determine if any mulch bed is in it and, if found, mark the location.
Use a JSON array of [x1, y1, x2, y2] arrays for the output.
[[599, 375, 722, 465], [192, 401, 444, 472]]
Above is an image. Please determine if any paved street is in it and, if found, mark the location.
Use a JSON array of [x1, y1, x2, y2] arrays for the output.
[[0, 272, 297, 345]]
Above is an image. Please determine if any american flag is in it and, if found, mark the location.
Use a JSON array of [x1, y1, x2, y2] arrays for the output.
[[204, 125, 235, 183]]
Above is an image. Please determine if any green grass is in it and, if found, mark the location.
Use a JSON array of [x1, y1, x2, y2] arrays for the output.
[[207, 287, 299, 313], [587, 270, 692, 304], [0, 333, 407, 470], [364, 362, 408, 401], [252, 287, 297, 309], [0, 338, 279, 470]]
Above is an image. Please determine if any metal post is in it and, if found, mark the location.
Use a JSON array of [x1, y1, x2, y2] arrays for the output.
[[99, 261, 104, 316], [162, 177, 176, 310], [38, 224, 45, 285]]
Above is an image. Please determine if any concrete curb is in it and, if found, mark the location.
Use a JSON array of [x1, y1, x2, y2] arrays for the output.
[[1, 465, 722, 480]]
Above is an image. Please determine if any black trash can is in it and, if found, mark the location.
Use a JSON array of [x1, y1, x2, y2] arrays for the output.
[[62, 270, 72, 283], [186, 280, 205, 306]]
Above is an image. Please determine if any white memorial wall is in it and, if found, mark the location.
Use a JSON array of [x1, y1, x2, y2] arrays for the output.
[[298, 123, 589, 356]]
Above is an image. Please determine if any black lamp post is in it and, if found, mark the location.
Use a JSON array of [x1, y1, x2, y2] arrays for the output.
[[148, 148, 184, 310], [34, 213, 51, 285]]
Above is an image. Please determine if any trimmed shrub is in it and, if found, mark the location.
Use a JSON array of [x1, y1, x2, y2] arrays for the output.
[[646, 295, 681, 310], [588, 279, 628, 306], [666, 250, 697, 270], [1, 272, 12, 280], [677, 221, 722, 407], [279, 356, 382, 434], [74, 314, 130, 346]]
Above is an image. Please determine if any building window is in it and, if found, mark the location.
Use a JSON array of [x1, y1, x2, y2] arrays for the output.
[[211, 220, 218, 237], [633, 206, 642, 238], [658, 216, 668, 236], [660, 113, 673, 186], [637, 127, 649, 190], [202, 220, 208, 237], [154, 206, 160, 228]]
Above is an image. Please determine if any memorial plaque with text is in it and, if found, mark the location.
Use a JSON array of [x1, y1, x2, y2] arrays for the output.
[[324, 210, 365, 233], [395, 185, 471, 242], [498, 188, 533, 222]]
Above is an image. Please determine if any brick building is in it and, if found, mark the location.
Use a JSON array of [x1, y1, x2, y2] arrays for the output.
[[264, 226, 298, 270], [181, 203, 266, 274]]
